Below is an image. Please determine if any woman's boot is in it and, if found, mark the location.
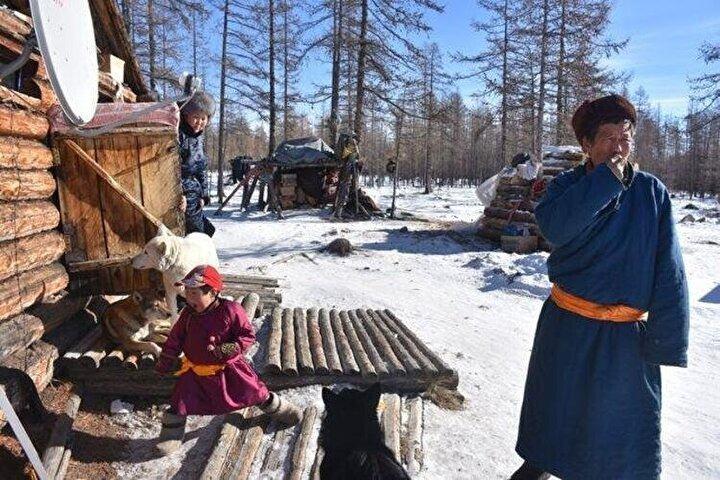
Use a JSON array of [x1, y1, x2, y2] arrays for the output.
[[509, 461, 551, 480], [156, 410, 186, 455], [259, 392, 302, 426]]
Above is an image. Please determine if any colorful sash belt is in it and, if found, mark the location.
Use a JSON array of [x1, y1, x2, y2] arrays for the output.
[[550, 284, 648, 322], [175, 357, 225, 376]]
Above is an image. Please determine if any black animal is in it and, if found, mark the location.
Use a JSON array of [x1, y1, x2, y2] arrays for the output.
[[319, 384, 410, 480], [0, 366, 48, 422]]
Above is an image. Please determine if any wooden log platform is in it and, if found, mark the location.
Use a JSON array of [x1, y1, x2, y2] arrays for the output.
[[200, 393, 427, 479], [60, 306, 458, 396]]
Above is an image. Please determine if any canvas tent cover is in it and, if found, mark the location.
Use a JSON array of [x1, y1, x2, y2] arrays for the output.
[[272, 136, 338, 167]]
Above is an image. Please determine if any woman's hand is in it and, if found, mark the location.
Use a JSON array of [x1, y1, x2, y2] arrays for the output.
[[180, 195, 187, 212]]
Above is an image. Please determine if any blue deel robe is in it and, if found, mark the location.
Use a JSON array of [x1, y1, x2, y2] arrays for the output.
[[178, 122, 214, 236], [516, 162, 689, 480]]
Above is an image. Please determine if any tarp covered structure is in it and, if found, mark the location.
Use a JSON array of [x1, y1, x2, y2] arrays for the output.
[[270, 137, 338, 167]]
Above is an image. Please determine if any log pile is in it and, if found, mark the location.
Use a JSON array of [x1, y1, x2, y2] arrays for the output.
[[223, 274, 282, 316], [478, 146, 585, 251], [279, 173, 297, 210], [200, 393, 427, 479]]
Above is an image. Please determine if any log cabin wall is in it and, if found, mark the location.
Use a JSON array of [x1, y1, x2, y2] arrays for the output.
[[0, 1, 149, 419]]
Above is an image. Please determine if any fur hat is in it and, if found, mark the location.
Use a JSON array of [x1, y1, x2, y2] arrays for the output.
[[181, 91, 216, 118], [571, 94, 637, 144]]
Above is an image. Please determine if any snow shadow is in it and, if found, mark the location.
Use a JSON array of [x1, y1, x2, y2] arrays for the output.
[[361, 227, 495, 255], [699, 284, 720, 304], [466, 252, 551, 299]]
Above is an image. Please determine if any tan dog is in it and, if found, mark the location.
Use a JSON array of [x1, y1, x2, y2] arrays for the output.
[[103, 290, 173, 356]]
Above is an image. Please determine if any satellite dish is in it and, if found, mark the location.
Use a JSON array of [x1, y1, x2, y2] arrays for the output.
[[29, 0, 99, 126]]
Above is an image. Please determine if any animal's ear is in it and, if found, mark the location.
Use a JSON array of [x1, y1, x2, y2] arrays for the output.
[[156, 224, 173, 237], [132, 291, 143, 303], [365, 383, 381, 408], [322, 387, 336, 406]]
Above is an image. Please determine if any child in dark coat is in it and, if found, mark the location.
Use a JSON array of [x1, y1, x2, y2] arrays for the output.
[[155, 265, 302, 455], [179, 92, 215, 236]]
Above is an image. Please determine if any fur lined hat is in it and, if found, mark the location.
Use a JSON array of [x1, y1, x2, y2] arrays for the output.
[[571, 94, 636, 144], [181, 91, 216, 118]]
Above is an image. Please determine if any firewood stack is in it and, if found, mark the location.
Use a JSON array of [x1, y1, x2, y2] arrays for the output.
[[478, 146, 585, 251], [279, 173, 297, 209]]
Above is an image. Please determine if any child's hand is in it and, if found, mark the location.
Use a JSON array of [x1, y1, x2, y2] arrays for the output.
[[180, 195, 187, 212]]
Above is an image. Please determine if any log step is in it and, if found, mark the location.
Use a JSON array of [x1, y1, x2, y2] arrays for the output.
[[201, 393, 426, 479]]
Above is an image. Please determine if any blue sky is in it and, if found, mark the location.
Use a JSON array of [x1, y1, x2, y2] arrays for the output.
[[201, 1, 720, 120]]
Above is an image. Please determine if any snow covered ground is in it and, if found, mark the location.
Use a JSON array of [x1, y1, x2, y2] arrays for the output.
[[114, 185, 719, 479]]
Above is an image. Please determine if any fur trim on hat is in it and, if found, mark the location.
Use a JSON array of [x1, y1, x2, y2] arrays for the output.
[[571, 94, 637, 144], [181, 91, 216, 117]]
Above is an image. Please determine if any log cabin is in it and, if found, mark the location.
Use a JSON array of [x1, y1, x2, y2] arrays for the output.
[[0, 0, 183, 421]]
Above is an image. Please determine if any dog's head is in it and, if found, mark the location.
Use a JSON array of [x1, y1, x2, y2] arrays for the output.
[[130, 289, 171, 324], [131, 225, 176, 271], [320, 384, 382, 446]]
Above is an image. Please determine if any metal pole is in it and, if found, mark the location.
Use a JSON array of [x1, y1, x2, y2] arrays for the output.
[[0, 387, 49, 480]]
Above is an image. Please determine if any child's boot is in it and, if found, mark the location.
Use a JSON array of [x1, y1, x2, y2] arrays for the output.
[[259, 392, 301, 427], [156, 409, 186, 456]]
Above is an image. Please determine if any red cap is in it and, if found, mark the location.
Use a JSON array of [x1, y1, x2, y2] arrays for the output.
[[175, 265, 224, 291]]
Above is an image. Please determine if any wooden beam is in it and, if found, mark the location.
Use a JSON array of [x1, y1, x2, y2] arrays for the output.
[[0, 312, 44, 361], [0, 230, 66, 282], [62, 139, 162, 228], [42, 390, 81, 479], [0, 169, 56, 201], [0, 136, 54, 170], [0, 200, 60, 242], [0, 105, 49, 140]]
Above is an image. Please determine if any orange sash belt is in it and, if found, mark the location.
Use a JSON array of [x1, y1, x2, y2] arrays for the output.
[[550, 284, 648, 322], [175, 357, 225, 376]]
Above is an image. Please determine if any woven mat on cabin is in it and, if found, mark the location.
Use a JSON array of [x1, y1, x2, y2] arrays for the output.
[[200, 394, 426, 480]]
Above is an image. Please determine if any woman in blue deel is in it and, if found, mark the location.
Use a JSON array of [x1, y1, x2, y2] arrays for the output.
[[511, 94, 689, 480]]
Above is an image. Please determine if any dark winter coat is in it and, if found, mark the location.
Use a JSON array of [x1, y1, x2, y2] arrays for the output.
[[516, 162, 689, 479], [179, 122, 214, 235]]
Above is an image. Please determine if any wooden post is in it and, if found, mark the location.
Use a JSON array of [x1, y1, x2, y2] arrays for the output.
[[319, 308, 342, 375], [0, 137, 53, 170], [294, 307, 314, 374], [347, 310, 389, 378], [368, 309, 421, 375], [309, 446, 324, 480], [356, 310, 405, 375], [240, 293, 260, 320], [59, 326, 103, 371], [340, 311, 375, 378], [230, 412, 266, 480], [199, 411, 245, 480], [0, 169, 56, 201], [264, 308, 282, 375], [383, 310, 454, 374], [381, 394, 401, 462], [77, 337, 107, 370], [376, 310, 437, 374], [404, 396, 423, 475], [62, 139, 162, 228], [99, 349, 124, 370], [0, 105, 49, 140], [306, 308, 328, 374], [280, 308, 298, 376], [42, 389, 81, 479], [0, 230, 66, 282], [289, 407, 318, 480], [330, 309, 359, 375]]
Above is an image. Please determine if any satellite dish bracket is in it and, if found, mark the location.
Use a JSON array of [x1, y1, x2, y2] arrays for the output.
[[0, 30, 37, 83]]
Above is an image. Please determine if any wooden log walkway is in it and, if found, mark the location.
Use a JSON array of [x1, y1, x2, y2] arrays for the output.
[[200, 393, 427, 480]]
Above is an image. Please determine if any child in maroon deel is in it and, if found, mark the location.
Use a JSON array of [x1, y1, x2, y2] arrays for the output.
[[154, 265, 301, 455]]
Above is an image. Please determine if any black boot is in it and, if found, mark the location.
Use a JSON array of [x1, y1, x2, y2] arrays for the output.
[[510, 461, 551, 480]]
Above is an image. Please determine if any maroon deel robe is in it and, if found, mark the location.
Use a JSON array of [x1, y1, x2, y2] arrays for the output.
[[156, 298, 269, 415]]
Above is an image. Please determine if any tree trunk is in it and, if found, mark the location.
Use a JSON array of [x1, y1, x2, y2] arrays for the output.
[[283, 1, 289, 141], [329, 0, 343, 147], [268, 0, 277, 158], [147, 0, 156, 92], [535, 0, 550, 164], [217, 0, 230, 203], [555, 0, 567, 145], [500, 0, 509, 166], [353, 0, 369, 142], [424, 49, 435, 194]]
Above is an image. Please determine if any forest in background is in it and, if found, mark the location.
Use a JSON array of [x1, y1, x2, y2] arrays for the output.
[[117, 0, 720, 197]]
